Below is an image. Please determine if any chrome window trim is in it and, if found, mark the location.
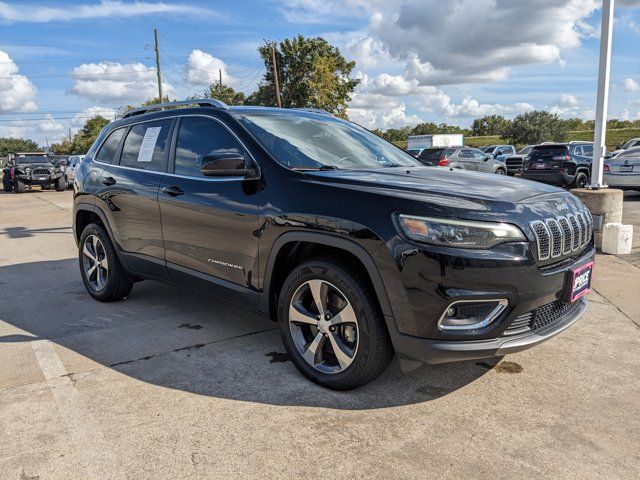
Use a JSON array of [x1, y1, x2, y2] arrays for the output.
[[437, 299, 509, 332], [92, 113, 261, 180]]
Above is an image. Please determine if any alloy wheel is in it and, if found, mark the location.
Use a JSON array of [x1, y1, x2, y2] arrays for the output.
[[82, 234, 109, 291], [288, 279, 359, 374]]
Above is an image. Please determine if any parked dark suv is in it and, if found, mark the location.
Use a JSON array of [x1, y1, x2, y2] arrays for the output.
[[73, 100, 595, 390], [521, 142, 594, 188]]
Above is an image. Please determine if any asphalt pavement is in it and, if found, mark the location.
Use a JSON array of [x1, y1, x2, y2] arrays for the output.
[[0, 189, 638, 479]]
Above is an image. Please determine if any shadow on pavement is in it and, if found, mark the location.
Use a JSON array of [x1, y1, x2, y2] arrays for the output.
[[0, 258, 494, 409]]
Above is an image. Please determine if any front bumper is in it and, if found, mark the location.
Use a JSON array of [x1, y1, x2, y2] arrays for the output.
[[388, 298, 587, 364], [373, 235, 595, 365]]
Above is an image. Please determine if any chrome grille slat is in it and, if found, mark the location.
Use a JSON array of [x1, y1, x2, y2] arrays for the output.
[[529, 208, 593, 262]]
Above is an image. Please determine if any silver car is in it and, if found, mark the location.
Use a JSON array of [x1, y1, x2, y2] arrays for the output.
[[417, 147, 507, 174], [65, 155, 84, 187], [604, 147, 640, 190]]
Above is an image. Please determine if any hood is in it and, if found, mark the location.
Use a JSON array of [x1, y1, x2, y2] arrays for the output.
[[304, 166, 562, 208]]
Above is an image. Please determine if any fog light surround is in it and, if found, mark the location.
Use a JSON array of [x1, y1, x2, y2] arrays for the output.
[[438, 299, 508, 331]]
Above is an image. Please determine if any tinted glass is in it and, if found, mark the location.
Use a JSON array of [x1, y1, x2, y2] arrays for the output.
[[483, 146, 496, 153], [16, 156, 49, 164], [460, 149, 474, 159], [174, 117, 245, 177], [120, 120, 171, 171], [236, 110, 421, 170], [530, 146, 569, 158], [419, 148, 454, 161], [472, 150, 486, 160], [518, 146, 533, 155], [582, 145, 593, 156], [95, 128, 126, 164]]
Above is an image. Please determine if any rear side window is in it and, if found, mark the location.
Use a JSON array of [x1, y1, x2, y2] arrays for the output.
[[120, 120, 172, 171], [459, 149, 475, 158], [95, 128, 126, 164], [582, 145, 593, 156], [174, 117, 246, 177]]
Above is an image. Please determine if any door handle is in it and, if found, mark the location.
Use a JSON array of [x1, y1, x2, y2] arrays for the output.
[[101, 176, 116, 186], [161, 185, 184, 197]]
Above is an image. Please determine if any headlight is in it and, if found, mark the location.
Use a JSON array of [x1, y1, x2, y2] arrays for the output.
[[398, 214, 526, 249]]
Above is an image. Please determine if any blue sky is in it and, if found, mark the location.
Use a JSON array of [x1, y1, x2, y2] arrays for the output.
[[0, 0, 639, 146]]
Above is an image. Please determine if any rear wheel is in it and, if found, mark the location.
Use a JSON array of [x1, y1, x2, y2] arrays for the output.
[[79, 223, 133, 301], [278, 257, 394, 390], [3, 180, 12, 192], [574, 171, 589, 189], [14, 180, 25, 193]]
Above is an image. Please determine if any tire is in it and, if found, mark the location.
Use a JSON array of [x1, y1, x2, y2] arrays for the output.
[[55, 176, 66, 192], [573, 171, 589, 189], [277, 257, 394, 390], [495, 168, 506, 175], [79, 223, 133, 302], [14, 180, 25, 193], [3, 181, 12, 192]]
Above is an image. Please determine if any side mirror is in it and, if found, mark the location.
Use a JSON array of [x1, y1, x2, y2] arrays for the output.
[[200, 153, 257, 178], [485, 155, 492, 161]]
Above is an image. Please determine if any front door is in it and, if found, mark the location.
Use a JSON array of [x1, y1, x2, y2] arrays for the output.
[[459, 149, 479, 171], [95, 118, 173, 277], [158, 115, 260, 301]]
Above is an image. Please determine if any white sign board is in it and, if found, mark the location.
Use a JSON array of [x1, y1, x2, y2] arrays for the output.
[[137, 127, 162, 163]]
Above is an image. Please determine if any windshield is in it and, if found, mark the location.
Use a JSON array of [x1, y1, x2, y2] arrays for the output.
[[481, 146, 496, 153], [235, 110, 422, 170], [622, 139, 640, 149], [16, 156, 49, 164], [406, 149, 422, 156], [518, 146, 533, 155]]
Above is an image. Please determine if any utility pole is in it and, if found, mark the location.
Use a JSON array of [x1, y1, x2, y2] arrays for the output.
[[153, 28, 163, 102], [219, 68, 222, 89], [68, 127, 72, 142], [590, 0, 614, 189], [271, 43, 282, 108]]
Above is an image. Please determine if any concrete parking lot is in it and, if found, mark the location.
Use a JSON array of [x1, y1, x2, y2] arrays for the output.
[[1, 189, 639, 479]]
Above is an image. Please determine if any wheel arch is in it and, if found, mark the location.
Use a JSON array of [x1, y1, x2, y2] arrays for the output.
[[261, 232, 394, 323], [74, 204, 117, 249]]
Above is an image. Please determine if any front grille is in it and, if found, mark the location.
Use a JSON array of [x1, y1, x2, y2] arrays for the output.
[[32, 168, 50, 175], [504, 299, 583, 336], [505, 157, 523, 173], [529, 208, 592, 261]]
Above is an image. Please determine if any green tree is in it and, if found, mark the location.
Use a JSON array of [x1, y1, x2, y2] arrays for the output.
[[249, 35, 360, 117], [410, 122, 439, 135], [0, 137, 40, 157], [50, 116, 110, 155], [471, 115, 510, 136], [198, 83, 245, 105], [504, 111, 569, 146]]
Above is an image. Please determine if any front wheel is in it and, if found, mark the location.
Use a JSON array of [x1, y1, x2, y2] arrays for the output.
[[55, 176, 66, 191], [573, 171, 589, 189], [495, 168, 506, 175], [3, 181, 12, 192], [79, 223, 133, 301], [14, 180, 25, 193], [278, 257, 394, 390]]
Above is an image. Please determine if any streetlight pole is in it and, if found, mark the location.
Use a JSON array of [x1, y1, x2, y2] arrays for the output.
[[590, 0, 615, 189]]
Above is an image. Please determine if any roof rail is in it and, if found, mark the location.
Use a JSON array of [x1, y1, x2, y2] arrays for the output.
[[291, 108, 334, 116], [122, 99, 228, 118]]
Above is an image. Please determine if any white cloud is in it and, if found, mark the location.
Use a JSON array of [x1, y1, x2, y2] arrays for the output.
[[0, 50, 37, 112], [0, 1, 217, 23], [558, 93, 580, 107], [69, 62, 175, 103], [73, 106, 117, 125], [548, 94, 594, 119], [622, 78, 640, 92], [184, 49, 238, 88]]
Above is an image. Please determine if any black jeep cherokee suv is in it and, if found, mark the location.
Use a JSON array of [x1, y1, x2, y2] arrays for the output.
[[520, 142, 594, 188], [73, 100, 595, 390]]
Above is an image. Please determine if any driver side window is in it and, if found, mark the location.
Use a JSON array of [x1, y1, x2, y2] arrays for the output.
[[174, 117, 246, 177]]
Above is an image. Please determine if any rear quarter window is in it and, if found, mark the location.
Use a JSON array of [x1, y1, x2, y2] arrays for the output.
[[95, 128, 126, 164]]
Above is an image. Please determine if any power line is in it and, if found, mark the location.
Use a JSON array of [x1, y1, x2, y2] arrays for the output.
[[0, 68, 155, 80], [0, 57, 153, 64]]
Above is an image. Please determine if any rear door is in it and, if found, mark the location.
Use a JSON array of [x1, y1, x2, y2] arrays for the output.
[[96, 118, 173, 277], [458, 149, 479, 170], [158, 115, 260, 302]]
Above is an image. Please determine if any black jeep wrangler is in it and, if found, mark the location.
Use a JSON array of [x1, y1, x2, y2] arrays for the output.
[[3, 153, 66, 193], [73, 100, 595, 390]]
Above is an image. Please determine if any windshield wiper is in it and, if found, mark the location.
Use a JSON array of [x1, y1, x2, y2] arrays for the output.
[[292, 165, 340, 171]]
